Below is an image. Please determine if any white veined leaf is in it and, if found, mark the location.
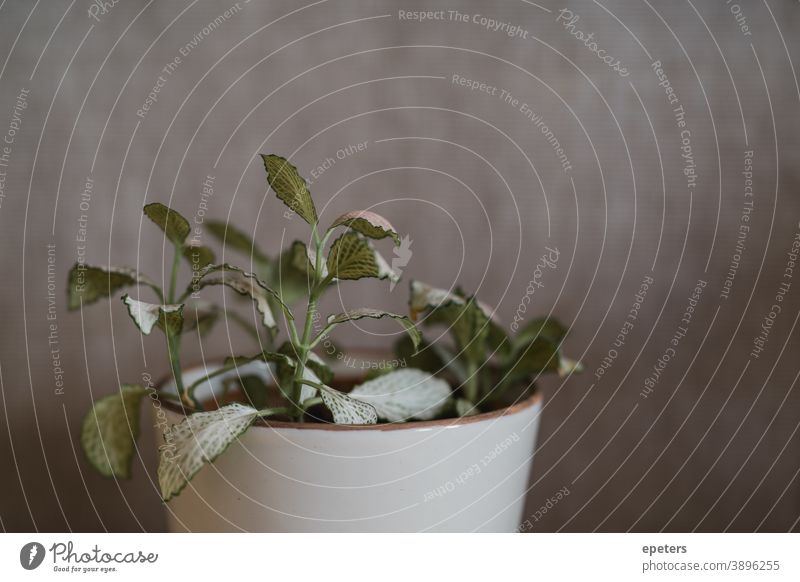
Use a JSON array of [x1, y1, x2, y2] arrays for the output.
[[349, 368, 451, 422], [326, 232, 398, 283], [122, 295, 184, 335], [261, 154, 317, 225], [329, 210, 400, 245], [317, 383, 377, 425], [158, 403, 260, 501]]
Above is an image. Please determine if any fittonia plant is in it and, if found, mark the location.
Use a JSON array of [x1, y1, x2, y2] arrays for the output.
[[68, 155, 451, 500], [397, 281, 582, 417]]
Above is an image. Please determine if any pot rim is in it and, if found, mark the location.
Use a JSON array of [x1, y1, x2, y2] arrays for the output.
[[158, 358, 541, 432]]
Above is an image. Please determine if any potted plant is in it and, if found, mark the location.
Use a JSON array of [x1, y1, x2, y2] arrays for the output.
[[68, 155, 579, 532]]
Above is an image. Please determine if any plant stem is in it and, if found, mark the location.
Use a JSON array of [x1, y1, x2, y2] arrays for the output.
[[464, 360, 480, 404], [288, 226, 326, 420], [166, 242, 188, 406]]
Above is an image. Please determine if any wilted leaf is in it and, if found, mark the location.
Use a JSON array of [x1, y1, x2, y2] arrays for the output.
[[81, 384, 148, 478], [327, 308, 420, 351], [349, 368, 451, 422], [261, 154, 317, 225], [143, 203, 190, 245], [193, 264, 289, 332], [67, 264, 157, 311], [158, 403, 260, 501], [327, 232, 398, 283], [122, 295, 184, 335], [329, 210, 400, 245]]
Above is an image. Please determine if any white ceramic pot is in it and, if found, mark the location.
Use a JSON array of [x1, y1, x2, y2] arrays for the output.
[[156, 362, 542, 532]]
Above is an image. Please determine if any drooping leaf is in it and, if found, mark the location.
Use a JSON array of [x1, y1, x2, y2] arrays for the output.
[[394, 336, 444, 375], [183, 244, 216, 269], [505, 337, 560, 381], [409, 281, 490, 363], [80, 384, 148, 478], [192, 264, 290, 332], [66, 264, 158, 311], [409, 280, 463, 321], [349, 368, 451, 422], [486, 319, 511, 359], [515, 317, 568, 348], [143, 203, 190, 245], [329, 210, 400, 245], [261, 154, 317, 225], [326, 232, 398, 283], [121, 295, 184, 335], [158, 403, 260, 501], [205, 220, 270, 264], [327, 308, 420, 351], [318, 384, 377, 425]]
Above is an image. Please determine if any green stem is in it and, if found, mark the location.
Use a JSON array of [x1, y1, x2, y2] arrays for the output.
[[464, 360, 480, 404], [288, 225, 327, 421], [166, 242, 188, 406]]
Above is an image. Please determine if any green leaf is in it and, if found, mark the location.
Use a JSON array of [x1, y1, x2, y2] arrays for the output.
[[394, 336, 443, 375], [349, 368, 451, 422], [81, 384, 148, 478], [183, 244, 215, 269], [266, 245, 313, 306], [122, 295, 184, 335], [327, 232, 398, 283], [306, 351, 334, 385], [261, 154, 317, 225], [327, 308, 420, 351], [238, 375, 269, 409], [205, 220, 269, 263], [288, 240, 315, 276], [192, 264, 290, 332], [515, 317, 568, 348], [182, 301, 219, 336], [66, 264, 158, 311], [505, 337, 560, 381], [143, 203, 190, 246], [329, 210, 400, 245], [158, 403, 260, 501], [409, 281, 490, 363]]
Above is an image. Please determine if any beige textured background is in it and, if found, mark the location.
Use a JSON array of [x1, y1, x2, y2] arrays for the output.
[[0, 0, 798, 531]]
